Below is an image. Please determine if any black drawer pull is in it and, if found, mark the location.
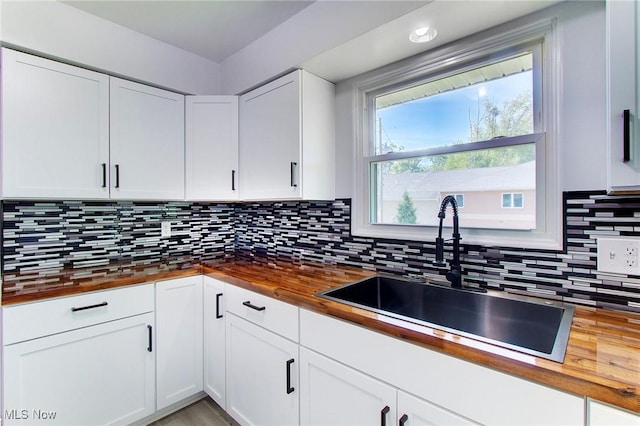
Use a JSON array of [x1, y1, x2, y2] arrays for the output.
[[231, 170, 236, 191], [114, 164, 120, 188], [399, 414, 409, 426], [101, 163, 107, 188], [381, 406, 390, 426], [147, 325, 153, 352], [71, 301, 108, 312], [290, 162, 297, 187], [243, 301, 266, 311], [624, 109, 631, 162], [286, 358, 295, 394], [216, 293, 223, 319]]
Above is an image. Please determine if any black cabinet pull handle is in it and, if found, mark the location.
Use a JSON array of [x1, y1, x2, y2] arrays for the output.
[[147, 325, 153, 352], [624, 109, 631, 162], [216, 293, 223, 319], [101, 163, 107, 188], [114, 164, 120, 188], [231, 170, 236, 191], [381, 406, 390, 426], [290, 162, 297, 187], [399, 414, 409, 426], [71, 301, 108, 312], [242, 301, 266, 311], [286, 358, 295, 394]]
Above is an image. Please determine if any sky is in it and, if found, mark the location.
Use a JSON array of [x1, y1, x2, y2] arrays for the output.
[[375, 71, 532, 153]]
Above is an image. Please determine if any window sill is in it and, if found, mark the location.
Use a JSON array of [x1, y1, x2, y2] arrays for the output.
[[351, 222, 563, 252]]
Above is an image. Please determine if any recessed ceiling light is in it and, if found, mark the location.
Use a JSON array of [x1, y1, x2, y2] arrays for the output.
[[410, 26, 437, 43]]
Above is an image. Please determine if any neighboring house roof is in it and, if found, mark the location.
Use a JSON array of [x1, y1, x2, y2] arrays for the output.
[[381, 161, 535, 200]]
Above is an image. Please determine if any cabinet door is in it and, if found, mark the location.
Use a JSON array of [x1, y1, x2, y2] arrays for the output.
[[3, 313, 155, 426], [239, 71, 301, 200], [110, 77, 185, 200], [397, 390, 479, 426], [1, 48, 110, 199], [226, 313, 298, 426], [186, 96, 239, 201], [607, 0, 640, 192], [204, 276, 226, 408], [589, 400, 640, 426], [156, 276, 204, 410], [299, 347, 397, 426]]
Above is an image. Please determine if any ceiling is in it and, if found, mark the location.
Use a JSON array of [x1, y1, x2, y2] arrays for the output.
[[61, 0, 561, 85], [63, 0, 316, 63]]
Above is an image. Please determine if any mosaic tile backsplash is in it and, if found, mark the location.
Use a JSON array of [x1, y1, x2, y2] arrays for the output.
[[2, 201, 235, 271], [3, 190, 640, 312]]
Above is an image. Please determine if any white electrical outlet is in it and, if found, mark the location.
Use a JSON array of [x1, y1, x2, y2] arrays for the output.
[[597, 237, 640, 274], [160, 221, 172, 238]]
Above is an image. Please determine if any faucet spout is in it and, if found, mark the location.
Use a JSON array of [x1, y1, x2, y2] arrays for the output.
[[435, 195, 462, 289]]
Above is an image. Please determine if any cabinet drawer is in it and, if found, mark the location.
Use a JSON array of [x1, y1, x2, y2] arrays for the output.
[[3, 283, 154, 345], [226, 284, 299, 342]]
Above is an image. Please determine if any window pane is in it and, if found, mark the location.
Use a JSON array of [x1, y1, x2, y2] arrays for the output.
[[514, 193, 524, 208], [502, 193, 512, 208], [370, 144, 536, 230], [374, 53, 533, 155]]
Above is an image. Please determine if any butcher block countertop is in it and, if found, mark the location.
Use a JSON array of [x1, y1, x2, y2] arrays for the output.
[[3, 255, 639, 414]]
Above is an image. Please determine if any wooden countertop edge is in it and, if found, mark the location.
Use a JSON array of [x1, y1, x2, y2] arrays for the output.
[[203, 266, 640, 414], [2, 267, 203, 305]]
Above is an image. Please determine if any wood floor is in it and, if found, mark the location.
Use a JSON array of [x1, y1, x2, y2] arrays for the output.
[[150, 398, 239, 426]]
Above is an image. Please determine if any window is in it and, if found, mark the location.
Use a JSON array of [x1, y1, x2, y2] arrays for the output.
[[369, 49, 538, 229], [448, 194, 465, 208], [502, 193, 524, 208], [353, 19, 561, 249]]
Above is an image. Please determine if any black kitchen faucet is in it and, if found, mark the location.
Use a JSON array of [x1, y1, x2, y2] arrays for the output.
[[435, 195, 462, 289]]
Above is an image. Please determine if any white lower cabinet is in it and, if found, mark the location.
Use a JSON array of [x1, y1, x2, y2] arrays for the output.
[[397, 390, 478, 426], [299, 347, 477, 426], [589, 400, 640, 425], [300, 308, 584, 426], [225, 313, 299, 425], [203, 276, 226, 408], [3, 312, 155, 426], [155, 276, 204, 410], [299, 347, 397, 425]]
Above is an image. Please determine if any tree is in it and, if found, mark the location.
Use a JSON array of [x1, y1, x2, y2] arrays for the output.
[[390, 158, 427, 174], [397, 191, 417, 224], [429, 91, 534, 172]]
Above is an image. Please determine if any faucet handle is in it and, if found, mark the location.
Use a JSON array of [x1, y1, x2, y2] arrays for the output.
[[434, 237, 448, 267], [435, 237, 445, 263]]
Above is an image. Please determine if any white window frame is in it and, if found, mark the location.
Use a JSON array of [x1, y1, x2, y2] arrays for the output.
[[352, 17, 561, 250]]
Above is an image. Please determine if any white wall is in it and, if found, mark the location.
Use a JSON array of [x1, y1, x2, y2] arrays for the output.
[[334, 1, 607, 198], [219, 1, 426, 95], [0, 0, 220, 94]]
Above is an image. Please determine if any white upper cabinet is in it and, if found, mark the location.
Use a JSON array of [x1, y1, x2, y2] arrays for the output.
[[607, 0, 640, 193], [186, 96, 239, 201], [1, 48, 110, 199], [110, 77, 185, 200], [239, 69, 335, 200]]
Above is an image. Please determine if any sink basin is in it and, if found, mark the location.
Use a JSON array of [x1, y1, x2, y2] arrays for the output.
[[318, 275, 574, 362]]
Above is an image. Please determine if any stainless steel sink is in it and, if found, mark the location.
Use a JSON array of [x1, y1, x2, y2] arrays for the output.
[[318, 275, 574, 362]]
